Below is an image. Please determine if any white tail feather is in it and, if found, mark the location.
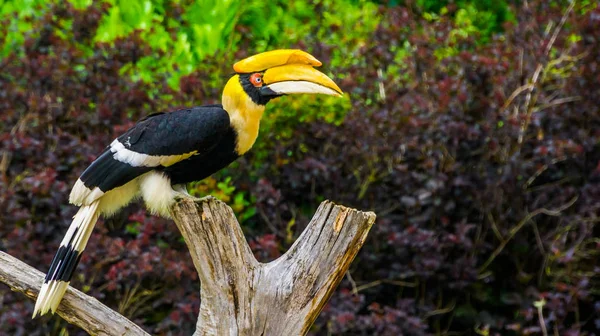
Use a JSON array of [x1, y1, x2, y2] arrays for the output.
[[33, 202, 100, 318]]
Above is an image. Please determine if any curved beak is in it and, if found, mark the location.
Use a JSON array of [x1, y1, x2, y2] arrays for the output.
[[233, 49, 343, 97], [261, 64, 343, 97]]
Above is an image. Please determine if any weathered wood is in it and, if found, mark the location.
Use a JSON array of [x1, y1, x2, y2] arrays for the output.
[[0, 250, 150, 336], [171, 196, 376, 336], [0, 197, 374, 336]]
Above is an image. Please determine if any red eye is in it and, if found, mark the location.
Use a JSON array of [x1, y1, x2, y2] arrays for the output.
[[250, 73, 263, 87]]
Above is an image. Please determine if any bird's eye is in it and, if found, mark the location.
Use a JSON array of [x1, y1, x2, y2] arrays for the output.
[[250, 73, 263, 87]]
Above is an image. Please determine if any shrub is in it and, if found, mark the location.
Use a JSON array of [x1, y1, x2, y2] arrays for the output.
[[243, 2, 600, 335]]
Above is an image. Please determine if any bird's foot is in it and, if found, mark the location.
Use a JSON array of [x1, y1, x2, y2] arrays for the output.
[[172, 185, 214, 203], [174, 194, 214, 203]]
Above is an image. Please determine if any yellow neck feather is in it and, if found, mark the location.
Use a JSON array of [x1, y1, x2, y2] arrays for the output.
[[222, 75, 266, 155]]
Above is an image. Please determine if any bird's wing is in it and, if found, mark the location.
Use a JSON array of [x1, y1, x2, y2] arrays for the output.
[[70, 105, 231, 205]]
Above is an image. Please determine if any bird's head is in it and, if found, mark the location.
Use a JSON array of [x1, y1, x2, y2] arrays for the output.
[[222, 49, 342, 154], [222, 49, 342, 109]]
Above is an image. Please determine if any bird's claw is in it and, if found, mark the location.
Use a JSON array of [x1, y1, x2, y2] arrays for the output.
[[173, 193, 214, 203]]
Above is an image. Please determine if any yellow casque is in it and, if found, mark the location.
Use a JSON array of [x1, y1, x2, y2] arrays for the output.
[[233, 49, 322, 73]]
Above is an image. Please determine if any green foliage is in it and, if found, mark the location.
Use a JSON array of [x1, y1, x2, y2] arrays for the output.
[[188, 176, 257, 222], [425, 2, 512, 60], [251, 94, 352, 168], [69, 0, 91, 9], [91, 0, 242, 87], [0, 0, 377, 88], [386, 40, 414, 82], [578, 0, 597, 14], [432, 5, 484, 60], [238, 1, 315, 51], [239, 0, 379, 61], [125, 222, 142, 235], [418, 0, 516, 58], [416, 0, 514, 36], [1, 0, 512, 84], [2, 0, 375, 220], [0, 0, 47, 57]]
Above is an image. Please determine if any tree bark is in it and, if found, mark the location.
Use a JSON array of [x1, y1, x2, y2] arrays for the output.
[[171, 197, 376, 336], [0, 250, 149, 336]]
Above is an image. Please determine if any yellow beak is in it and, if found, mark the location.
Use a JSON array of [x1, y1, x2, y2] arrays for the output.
[[262, 64, 343, 96], [234, 49, 343, 97]]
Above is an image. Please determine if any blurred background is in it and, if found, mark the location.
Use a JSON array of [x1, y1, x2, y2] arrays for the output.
[[1, 0, 599, 335]]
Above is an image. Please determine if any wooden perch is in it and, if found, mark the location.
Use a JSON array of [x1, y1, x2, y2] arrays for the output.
[[0, 250, 149, 336], [0, 197, 375, 336], [171, 197, 376, 335]]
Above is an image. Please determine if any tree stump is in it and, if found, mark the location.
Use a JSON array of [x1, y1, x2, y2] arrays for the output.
[[171, 197, 376, 336]]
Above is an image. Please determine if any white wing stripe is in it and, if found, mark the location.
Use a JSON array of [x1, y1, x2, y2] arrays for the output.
[[110, 139, 195, 167]]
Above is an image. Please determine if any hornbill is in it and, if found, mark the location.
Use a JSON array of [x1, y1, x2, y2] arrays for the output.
[[33, 49, 342, 317]]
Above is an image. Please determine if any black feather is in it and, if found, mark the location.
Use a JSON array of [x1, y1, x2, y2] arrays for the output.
[[45, 245, 69, 283], [80, 150, 151, 192], [55, 247, 82, 282], [78, 105, 230, 193], [117, 105, 230, 155]]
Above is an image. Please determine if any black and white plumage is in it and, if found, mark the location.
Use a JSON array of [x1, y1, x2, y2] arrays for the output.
[[33, 49, 343, 318], [34, 106, 237, 316], [72, 105, 236, 215]]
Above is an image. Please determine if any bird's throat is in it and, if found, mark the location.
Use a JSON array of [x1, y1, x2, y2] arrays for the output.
[[222, 75, 266, 155]]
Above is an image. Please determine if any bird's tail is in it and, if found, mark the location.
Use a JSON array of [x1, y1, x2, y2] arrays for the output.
[[33, 201, 100, 318]]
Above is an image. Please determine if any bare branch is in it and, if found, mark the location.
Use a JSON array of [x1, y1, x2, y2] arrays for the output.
[[543, 1, 575, 56], [532, 96, 582, 113], [506, 1, 578, 152], [502, 83, 534, 112], [524, 156, 570, 189], [0, 251, 150, 336], [352, 278, 417, 294], [478, 196, 578, 273]]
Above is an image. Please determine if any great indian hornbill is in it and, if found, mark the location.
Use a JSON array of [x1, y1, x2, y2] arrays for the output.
[[33, 49, 342, 317]]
